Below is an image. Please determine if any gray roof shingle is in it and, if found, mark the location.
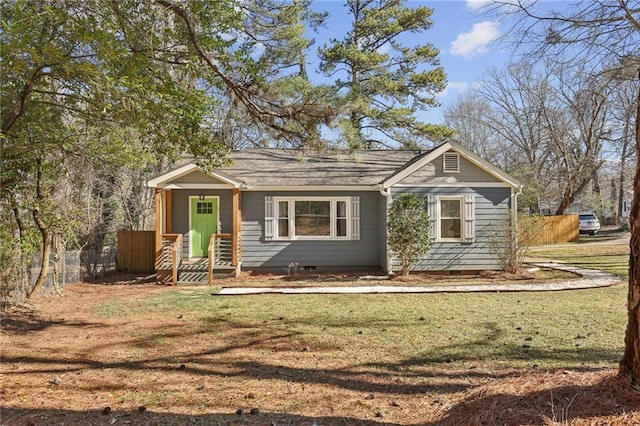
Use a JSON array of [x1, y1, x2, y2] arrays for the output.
[[222, 149, 429, 186]]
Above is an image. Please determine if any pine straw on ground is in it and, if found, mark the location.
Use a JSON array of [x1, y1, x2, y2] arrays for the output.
[[224, 267, 576, 288], [440, 369, 640, 426], [1, 283, 638, 426]]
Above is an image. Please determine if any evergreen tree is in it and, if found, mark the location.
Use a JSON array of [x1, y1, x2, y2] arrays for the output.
[[242, 0, 334, 149], [319, 0, 453, 150], [0, 0, 334, 299]]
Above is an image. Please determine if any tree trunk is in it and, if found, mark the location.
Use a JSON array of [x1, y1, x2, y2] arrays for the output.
[[619, 69, 640, 387], [27, 207, 51, 301], [555, 176, 592, 216], [618, 122, 632, 221], [618, 157, 627, 221]]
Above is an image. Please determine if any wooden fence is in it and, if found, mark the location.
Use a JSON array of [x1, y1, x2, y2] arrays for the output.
[[520, 215, 579, 246], [117, 230, 156, 273]]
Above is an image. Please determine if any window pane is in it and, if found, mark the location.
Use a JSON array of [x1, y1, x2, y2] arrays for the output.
[[197, 202, 212, 215], [336, 201, 347, 237], [295, 201, 330, 236], [278, 201, 288, 218], [278, 219, 289, 237], [441, 218, 461, 238], [441, 200, 460, 218], [277, 201, 289, 237]]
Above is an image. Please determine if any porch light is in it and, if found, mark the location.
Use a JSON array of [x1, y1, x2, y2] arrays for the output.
[[240, 181, 249, 189], [198, 193, 205, 200]]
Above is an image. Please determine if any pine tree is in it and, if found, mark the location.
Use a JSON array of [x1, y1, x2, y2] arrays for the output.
[[319, 0, 453, 150]]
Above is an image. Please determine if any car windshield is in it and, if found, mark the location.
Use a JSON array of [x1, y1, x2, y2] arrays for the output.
[[579, 214, 597, 221]]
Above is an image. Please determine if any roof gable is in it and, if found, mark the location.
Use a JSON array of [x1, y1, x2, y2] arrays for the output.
[[147, 163, 243, 188], [382, 141, 521, 189]]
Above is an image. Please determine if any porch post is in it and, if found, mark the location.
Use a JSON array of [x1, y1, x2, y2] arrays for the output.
[[165, 189, 173, 233], [232, 188, 240, 266], [154, 188, 163, 269]]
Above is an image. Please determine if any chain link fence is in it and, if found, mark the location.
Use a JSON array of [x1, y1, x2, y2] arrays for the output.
[[2, 247, 117, 308]]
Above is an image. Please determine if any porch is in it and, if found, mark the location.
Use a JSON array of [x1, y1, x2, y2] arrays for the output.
[[154, 186, 243, 285], [157, 233, 240, 285]]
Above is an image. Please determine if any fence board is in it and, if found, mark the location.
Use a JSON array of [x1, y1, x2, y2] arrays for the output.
[[117, 230, 156, 273], [521, 215, 579, 246]]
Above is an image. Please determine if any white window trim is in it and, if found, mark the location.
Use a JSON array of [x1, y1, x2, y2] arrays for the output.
[[436, 196, 464, 242], [443, 152, 460, 173], [274, 196, 352, 241]]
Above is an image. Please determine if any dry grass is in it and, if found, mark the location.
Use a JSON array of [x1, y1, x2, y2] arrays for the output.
[[2, 275, 638, 425]]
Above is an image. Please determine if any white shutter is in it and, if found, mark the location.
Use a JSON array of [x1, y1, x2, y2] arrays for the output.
[[264, 196, 274, 241], [427, 194, 437, 240], [351, 196, 360, 240], [464, 194, 475, 242]]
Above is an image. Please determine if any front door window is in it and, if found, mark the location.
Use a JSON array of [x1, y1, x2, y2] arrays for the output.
[[190, 197, 218, 257]]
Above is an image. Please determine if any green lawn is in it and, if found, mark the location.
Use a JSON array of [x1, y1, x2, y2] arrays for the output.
[[529, 241, 629, 278], [7, 241, 633, 425], [96, 284, 627, 372], [92, 240, 630, 374]]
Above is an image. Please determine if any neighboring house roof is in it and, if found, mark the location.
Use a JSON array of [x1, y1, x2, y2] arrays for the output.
[[147, 141, 522, 190]]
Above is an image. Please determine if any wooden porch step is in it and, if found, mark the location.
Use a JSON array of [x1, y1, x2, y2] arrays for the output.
[[177, 264, 238, 284]]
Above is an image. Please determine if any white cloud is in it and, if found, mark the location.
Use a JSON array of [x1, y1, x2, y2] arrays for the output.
[[466, 0, 492, 10], [450, 21, 500, 58], [467, 0, 532, 13], [437, 81, 469, 98]]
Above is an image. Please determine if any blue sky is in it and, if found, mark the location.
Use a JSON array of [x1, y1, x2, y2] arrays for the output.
[[306, 0, 514, 125]]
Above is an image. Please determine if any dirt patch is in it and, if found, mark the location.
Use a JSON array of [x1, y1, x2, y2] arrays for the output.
[[1, 283, 638, 426]]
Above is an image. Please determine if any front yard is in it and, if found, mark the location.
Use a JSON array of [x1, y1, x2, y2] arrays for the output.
[[1, 240, 639, 425]]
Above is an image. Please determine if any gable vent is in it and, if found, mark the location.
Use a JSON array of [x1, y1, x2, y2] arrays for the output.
[[443, 152, 460, 173]]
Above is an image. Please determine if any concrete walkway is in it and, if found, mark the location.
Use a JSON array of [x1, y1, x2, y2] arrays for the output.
[[216, 262, 622, 295]]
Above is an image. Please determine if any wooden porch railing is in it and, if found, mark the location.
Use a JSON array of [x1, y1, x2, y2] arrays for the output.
[[160, 234, 183, 285], [207, 233, 239, 285]]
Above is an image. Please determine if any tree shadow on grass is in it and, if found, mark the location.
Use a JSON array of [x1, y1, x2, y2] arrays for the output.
[[1, 408, 397, 426], [431, 372, 640, 425], [392, 321, 622, 368], [2, 373, 638, 426], [3, 307, 636, 424], [0, 307, 106, 334]]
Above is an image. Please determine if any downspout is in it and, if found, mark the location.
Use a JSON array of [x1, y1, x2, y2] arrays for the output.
[[513, 184, 523, 225], [513, 184, 523, 253], [379, 184, 393, 274]]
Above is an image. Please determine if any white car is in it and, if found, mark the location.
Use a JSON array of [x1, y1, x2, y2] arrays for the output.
[[579, 213, 600, 235]]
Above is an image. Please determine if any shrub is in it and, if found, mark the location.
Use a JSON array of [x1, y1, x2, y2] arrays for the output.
[[387, 193, 432, 275]]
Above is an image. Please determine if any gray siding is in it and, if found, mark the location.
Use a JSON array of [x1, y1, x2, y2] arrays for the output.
[[390, 186, 512, 271], [172, 170, 228, 184], [399, 153, 501, 185], [379, 194, 389, 269], [241, 191, 384, 271], [171, 190, 233, 258]]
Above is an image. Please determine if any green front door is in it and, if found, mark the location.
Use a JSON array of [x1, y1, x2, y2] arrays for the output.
[[190, 197, 218, 258]]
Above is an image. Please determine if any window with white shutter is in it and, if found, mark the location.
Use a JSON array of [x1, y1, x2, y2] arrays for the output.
[[264, 196, 274, 241], [426, 194, 437, 240], [431, 194, 476, 242], [265, 196, 359, 240], [464, 194, 475, 242], [351, 196, 360, 241]]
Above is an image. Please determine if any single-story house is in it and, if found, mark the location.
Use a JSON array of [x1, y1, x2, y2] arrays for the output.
[[147, 141, 522, 284]]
